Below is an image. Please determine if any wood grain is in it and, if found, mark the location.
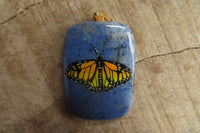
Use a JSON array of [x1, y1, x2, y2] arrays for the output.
[[0, 0, 200, 133]]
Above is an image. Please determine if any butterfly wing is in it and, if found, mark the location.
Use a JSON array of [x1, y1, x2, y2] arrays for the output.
[[66, 60, 97, 88], [66, 59, 132, 92], [101, 60, 132, 90]]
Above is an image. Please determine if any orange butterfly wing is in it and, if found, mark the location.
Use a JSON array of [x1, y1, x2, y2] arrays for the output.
[[102, 61, 131, 90], [66, 60, 97, 89], [66, 59, 131, 92]]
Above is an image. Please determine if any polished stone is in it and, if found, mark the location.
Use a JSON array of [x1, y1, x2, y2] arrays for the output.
[[63, 21, 135, 119]]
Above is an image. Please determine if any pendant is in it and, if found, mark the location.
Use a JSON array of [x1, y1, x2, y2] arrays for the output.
[[63, 12, 135, 119]]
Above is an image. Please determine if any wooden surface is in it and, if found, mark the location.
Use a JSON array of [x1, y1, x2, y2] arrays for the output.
[[0, 0, 200, 133]]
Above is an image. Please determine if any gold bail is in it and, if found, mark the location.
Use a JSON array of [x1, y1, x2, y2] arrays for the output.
[[93, 12, 109, 21]]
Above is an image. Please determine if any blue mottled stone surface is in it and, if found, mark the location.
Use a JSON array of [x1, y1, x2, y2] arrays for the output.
[[63, 21, 135, 119]]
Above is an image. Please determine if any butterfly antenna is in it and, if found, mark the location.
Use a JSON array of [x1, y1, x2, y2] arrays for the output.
[[100, 37, 109, 56], [88, 43, 98, 57], [82, 38, 98, 57]]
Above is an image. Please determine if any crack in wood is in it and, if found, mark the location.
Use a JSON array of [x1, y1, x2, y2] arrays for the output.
[[0, 1, 43, 25], [27, 95, 65, 121], [135, 46, 200, 64]]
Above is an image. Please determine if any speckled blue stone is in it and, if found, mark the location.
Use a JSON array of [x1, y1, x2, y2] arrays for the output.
[[63, 21, 135, 119]]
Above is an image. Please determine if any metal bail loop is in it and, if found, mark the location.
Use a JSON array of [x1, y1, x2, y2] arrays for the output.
[[93, 12, 109, 21]]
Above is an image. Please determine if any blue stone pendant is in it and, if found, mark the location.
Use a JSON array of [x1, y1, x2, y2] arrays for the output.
[[63, 12, 135, 119]]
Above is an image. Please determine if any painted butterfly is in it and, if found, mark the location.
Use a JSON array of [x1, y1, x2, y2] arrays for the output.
[[65, 38, 132, 92]]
